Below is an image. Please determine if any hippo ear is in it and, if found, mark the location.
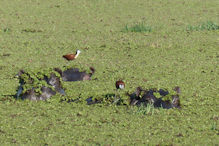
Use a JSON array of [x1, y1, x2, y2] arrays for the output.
[[174, 86, 181, 94], [15, 69, 25, 78], [89, 67, 95, 77], [82, 74, 91, 81], [135, 87, 142, 97], [172, 95, 180, 108]]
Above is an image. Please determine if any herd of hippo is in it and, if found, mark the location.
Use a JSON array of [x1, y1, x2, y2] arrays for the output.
[[16, 67, 181, 109]]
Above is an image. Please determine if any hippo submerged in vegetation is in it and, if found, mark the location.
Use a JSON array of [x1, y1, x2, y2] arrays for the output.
[[54, 67, 95, 81], [85, 86, 181, 109], [16, 67, 95, 101], [16, 70, 65, 101], [127, 86, 181, 109]]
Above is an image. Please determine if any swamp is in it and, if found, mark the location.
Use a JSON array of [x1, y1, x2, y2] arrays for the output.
[[0, 0, 218, 145]]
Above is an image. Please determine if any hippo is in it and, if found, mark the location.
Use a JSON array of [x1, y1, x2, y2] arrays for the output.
[[127, 86, 181, 109]]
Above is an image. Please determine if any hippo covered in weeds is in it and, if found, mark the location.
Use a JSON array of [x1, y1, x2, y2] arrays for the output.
[[16, 70, 65, 101], [21, 86, 57, 101], [16, 67, 95, 101], [127, 86, 181, 109]]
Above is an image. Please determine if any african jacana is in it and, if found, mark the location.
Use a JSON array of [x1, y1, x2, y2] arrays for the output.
[[63, 50, 81, 61], [115, 80, 125, 89]]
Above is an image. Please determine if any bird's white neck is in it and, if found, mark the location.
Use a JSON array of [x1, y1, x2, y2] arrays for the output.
[[119, 84, 124, 89], [75, 50, 81, 58]]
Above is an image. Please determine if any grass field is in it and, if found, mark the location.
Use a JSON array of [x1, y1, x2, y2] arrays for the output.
[[0, 0, 219, 145]]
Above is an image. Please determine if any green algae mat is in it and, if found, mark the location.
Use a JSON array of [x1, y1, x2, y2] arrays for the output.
[[0, 0, 218, 145]]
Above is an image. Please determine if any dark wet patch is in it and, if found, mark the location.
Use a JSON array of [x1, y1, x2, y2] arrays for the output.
[[85, 93, 126, 106], [0, 129, 5, 134], [22, 28, 43, 33], [60, 97, 81, 103], [54, 5, 60, 8], [176, 133, 183, 137], [2, 53, 11, 57], [86, 97, 101, 105]]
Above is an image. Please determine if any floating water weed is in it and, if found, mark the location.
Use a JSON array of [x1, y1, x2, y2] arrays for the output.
[[187, 21, 219, 31], [211, 122, 217, 131], [135, 103, 155, 115], [122, 22, 152, 32]]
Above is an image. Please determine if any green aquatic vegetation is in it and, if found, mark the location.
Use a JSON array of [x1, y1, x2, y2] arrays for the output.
[[153, 92, 162, 98], [187, 21, 219, 31], [161, 89, 178, 101], [211, 122, 217, 131], [132, 103, 155, 115], [122, 22, 152, 32], [140, 103, 155, 115], [100, 93, 129, 106], [3, 28, 11, 33], [0, 0, 218, 145], [60, 90, 129, 106]]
